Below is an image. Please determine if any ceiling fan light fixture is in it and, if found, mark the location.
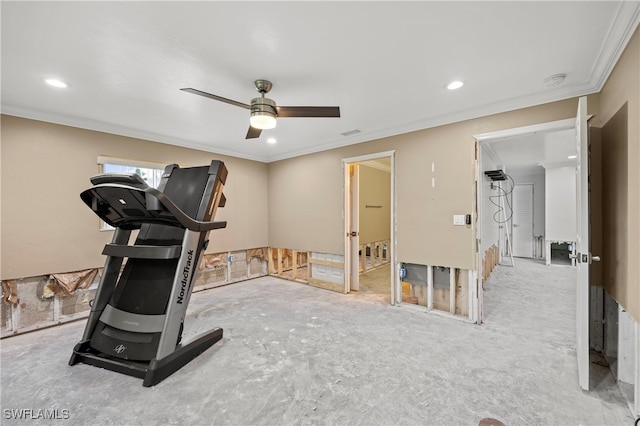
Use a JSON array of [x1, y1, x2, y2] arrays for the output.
[[250, 111, 277, 130], [250, 96, 277, 130]]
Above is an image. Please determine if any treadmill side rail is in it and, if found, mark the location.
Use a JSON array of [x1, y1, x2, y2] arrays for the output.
[[156, 229, 203, 360]]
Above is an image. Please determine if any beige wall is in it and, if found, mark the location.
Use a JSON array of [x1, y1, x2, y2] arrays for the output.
[[268, 97, 590, 270], [0, 116, 269, 280], [2, 28, 635, 319], [598, 26, 639, 322], [358, 164, 391, 244]]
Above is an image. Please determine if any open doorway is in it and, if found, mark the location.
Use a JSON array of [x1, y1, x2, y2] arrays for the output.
[[475, 119, 579, 331], [343, 151, 395, 304], [475, 99, 594, 392], [476, 119, 578, 271]]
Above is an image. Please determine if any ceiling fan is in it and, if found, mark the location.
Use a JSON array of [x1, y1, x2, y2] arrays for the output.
[[181, 80, 341, 139]]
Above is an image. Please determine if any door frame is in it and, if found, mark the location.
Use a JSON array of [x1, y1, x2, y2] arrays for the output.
[[342, 150, 396, 303], [474, 103, 591, 389]]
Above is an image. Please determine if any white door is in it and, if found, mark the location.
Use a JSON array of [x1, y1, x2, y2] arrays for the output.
[[512, 184, 534, 257], [349, 164, 360, 291], [575, 96, 591, 391]]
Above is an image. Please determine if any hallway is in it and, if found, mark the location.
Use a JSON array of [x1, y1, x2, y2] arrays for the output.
[[0, 259, 633, 425]]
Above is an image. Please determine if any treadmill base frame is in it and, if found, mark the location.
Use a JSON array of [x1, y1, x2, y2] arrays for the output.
[[69, 327, 223, 387]]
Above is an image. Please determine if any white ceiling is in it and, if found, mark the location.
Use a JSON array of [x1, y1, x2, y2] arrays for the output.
[[487, 128, 577, 176], [2, 1, 639, 163]]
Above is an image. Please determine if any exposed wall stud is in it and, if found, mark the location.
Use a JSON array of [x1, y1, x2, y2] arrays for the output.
[[427, 265, 434, 310], [450, 267, 456, 314]]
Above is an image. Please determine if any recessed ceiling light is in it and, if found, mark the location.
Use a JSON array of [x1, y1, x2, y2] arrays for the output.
[[568, 155, 577, 159], [267, 137, 277, 144], [446, 80, 464, 90], [44, 78, 69, 88]]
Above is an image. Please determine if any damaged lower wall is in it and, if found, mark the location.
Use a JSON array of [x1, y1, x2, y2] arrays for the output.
[[1, 247, 269, 338], [1, 271, 99, 337], [401, 263, 475, 321], [196, 248, 268, 291], [482, 244, 499, 282], [268, 248, 345, 293]]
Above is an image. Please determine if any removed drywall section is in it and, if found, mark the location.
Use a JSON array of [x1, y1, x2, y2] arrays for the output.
[[268, 248, 309, 283], [309, 252, 344, 293], [196, 249, 268, 291], [247, 248, 269, 278], [1, 247, 270, 337], [359, 240, 390, 273], [197, 252, 229, 289], [590, 285, 638, 415], [618, 308, 637, 387], [401, 263, 473, 321], [194, 248, 269, 291], [482, 244, 499, 282], [1, 272, 99, 338], [44, 269, 98, 297], [266, 248, 345, 293]]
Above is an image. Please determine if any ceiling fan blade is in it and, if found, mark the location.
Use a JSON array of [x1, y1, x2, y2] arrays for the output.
[[276, 106, 340, 118], [181, 88, 251, 109], [246, 126, 262, 139]]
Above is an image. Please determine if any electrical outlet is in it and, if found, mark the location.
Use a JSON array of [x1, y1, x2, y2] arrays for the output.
[[453, 215, 466, 226]]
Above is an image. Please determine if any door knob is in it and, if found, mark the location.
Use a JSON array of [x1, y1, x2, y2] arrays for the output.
[[591, 255, 601, 262]]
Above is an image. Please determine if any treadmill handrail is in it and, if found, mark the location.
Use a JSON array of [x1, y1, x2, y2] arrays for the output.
[[84, 183, 226, 232], [143, 187, 226, 232], [90, 172, 149, 188]]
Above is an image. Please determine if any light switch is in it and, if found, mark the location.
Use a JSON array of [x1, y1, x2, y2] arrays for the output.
[[453, 215, 466, 226]]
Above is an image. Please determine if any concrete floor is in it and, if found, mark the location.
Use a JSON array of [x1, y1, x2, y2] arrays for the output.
[[0, 258, 634, 425]]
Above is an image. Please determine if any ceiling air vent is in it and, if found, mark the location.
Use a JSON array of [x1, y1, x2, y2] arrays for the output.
[[544, 73, 566, 87], [341, 129, 361, 137]]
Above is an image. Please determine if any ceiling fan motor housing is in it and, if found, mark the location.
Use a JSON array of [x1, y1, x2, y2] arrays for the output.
[[250, 96, 277, 129]]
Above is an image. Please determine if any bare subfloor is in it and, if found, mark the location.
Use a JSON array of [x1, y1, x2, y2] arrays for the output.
[[0, 258, 633, 425]]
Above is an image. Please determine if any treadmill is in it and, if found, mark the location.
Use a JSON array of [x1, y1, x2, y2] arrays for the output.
[[69, 160, 228, 386]]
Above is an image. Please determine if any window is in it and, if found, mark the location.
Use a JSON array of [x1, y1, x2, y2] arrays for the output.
[[101, 163, 164, 188], [97, 156, 166, 230]]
